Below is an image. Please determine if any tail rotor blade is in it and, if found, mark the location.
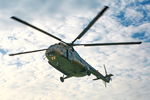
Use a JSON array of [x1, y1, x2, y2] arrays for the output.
[[105, 82, 107, 87], [103, 81, 107, 87], [104, 64, 107, 75]]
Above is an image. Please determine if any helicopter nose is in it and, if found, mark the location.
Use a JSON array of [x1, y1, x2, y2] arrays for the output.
[[46, 48, 54, 56], [46, 48, 61, 56]]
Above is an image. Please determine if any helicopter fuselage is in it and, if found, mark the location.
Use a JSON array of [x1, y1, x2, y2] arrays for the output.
[[45, 42, 106, 80], [46, 43, 88, 77]]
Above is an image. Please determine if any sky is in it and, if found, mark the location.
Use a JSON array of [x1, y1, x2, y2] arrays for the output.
[[0, 0, 150, 100]]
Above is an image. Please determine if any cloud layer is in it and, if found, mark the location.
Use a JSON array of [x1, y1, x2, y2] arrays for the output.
[[0, 0, 150, 100]]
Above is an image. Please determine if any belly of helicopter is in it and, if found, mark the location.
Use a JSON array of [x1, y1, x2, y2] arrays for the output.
[[47, 54, 87, 77]]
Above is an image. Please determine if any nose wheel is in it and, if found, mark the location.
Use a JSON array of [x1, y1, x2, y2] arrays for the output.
[[60, 75, 71, 82]]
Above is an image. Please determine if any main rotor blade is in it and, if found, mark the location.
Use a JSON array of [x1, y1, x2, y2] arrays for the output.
[[11, 16, 66, 44], [73, 42, 142, 46], [71, 6, 109, 44], [9, 49, 47, 56]]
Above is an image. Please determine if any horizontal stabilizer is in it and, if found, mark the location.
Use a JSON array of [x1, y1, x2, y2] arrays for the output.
[[93, 78, 100, 80]]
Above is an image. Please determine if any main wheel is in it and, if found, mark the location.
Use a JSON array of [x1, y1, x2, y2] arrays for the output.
[[87, 71, 91, 76], [60, 77, 64, 82]]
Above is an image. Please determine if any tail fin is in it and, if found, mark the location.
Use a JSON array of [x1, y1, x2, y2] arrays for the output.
[[105, 74, 113, 83], [93, 65, 113, 87], [103, 65, 113, 82]]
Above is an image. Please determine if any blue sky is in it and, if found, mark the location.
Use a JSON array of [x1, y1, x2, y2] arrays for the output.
[[116, 0, 150, 26], [0, 0, 150, 100]]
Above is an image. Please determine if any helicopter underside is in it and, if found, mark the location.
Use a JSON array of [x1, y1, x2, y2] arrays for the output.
[[46, 53, 88, 78]]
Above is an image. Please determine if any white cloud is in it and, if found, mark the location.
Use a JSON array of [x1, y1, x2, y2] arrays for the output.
[[0, 0, 150, 100], [125, 7, 144, 22]]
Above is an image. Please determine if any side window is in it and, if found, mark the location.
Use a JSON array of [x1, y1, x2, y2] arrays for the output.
[[66, 49, 68, 58], [68, 49, 73, 60], [65, 47, 74, 60]]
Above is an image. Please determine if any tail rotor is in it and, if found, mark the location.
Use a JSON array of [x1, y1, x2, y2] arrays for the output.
[[103, 64, 113, 87]]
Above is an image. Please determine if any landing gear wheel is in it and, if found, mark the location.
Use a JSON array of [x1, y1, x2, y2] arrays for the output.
[[87, 71, 91, 76], [60, 77, 64, 82]]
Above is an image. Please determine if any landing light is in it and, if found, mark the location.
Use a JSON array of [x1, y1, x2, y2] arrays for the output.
[[51, 56, 56, 60]]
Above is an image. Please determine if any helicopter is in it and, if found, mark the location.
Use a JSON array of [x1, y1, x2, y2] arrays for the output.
[[9, 6, 142, 86]]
